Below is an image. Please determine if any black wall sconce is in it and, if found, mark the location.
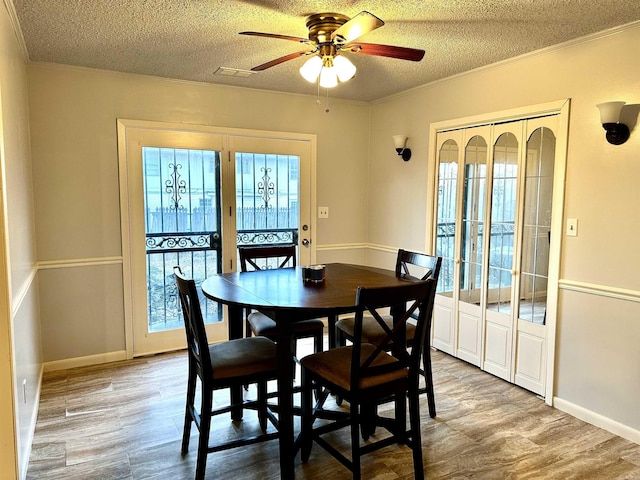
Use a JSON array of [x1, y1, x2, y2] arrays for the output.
[[596, 101, 630, 145], [392, 135, 412, 161]]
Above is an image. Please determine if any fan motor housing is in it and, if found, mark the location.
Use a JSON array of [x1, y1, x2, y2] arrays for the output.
[[305, 13, 349, 44]]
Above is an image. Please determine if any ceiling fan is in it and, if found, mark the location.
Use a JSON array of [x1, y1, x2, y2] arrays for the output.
[[240, 11, 425, 88]]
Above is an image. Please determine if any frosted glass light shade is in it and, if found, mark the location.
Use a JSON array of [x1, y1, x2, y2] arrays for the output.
[[596, 101, 625, 124], [319, 67, 338, 88], [392, 135, 408, 150], [596, 101, 630, 145], [333, 55, 356, 82], [300, 56, 323, 83]]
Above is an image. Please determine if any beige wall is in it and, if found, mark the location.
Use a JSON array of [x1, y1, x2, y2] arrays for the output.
[[0, 1, 41, 478], [4, 12, 638, 479], [26, 65, 371, 361], [368, 24, 640, 434]]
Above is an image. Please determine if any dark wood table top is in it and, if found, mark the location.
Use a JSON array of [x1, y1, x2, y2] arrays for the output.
[[201, 262, 406, 317]]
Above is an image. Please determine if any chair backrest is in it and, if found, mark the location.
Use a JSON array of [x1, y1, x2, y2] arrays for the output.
[[395, 248, 442, 283], [350, 278, 437, 392], [238, 244, 297, 272], [174, 266, 212, 380]]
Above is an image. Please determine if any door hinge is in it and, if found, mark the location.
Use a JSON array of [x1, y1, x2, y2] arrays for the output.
[[229, 206, 232, 216]]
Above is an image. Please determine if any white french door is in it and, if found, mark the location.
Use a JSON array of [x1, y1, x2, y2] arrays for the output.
[[118, 120, 315, 356]]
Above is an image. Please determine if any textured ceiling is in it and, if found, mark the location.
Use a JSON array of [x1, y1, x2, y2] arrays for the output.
[[12, 0, 640, 102]]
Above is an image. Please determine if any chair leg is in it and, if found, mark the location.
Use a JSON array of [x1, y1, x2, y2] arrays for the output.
[[408, 386, 425, 480], [335, 329, 346, 406], [181, 366, 197, 453], [195, 388, 212, 480], [257, 380, 268, 431], [300, 368, 314, 463], [244, 317, 252, 391], [360, 402, 376, 440], [350, 401, 361, 480], [422, 348, 436, 418]]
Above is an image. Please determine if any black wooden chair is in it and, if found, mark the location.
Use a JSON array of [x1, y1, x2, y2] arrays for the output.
[[174, 267, 279, 480], [335, 249, 442, 417], [300, 279, 437, 480], [238, 245, 325, 357]]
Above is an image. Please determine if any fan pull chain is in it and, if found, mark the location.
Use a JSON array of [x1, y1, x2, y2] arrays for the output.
[[315, 77, 330, 113], [325, 87, 330, 113]]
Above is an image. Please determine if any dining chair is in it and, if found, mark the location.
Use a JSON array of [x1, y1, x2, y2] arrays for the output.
[[335, 249, 442, 417], [238, 244, 325, 357], [174, 267, 279, 480], [300, 279, 437, 480]]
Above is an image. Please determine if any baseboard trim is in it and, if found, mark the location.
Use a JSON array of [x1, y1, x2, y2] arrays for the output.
[[43, 350, 127, 372], [553, 397, 640, 445]]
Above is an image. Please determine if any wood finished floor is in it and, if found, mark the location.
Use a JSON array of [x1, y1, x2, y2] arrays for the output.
[[27, 341, 640, 480]]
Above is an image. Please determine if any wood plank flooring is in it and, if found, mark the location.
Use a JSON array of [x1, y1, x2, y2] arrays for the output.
[[27, 342, 640, 479]]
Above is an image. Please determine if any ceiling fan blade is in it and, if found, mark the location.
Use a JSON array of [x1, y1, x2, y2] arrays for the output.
[[345, 42, 425, 62], [331, 11, 384, 44], [240, 31, 311, 44], [250, 51, 313, 71]]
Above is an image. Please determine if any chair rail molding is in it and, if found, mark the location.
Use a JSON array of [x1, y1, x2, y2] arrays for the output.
[[559, 279, 640, 303], [37, 256, 123, 270]]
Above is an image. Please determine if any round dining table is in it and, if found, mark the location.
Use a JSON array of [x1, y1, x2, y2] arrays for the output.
[[201, 262, 410, 480]]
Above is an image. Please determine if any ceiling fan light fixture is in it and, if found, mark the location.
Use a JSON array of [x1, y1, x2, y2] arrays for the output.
[[300, 56, 323, 83], [319, 66, 338, 88], [333, 55, 356, 82]]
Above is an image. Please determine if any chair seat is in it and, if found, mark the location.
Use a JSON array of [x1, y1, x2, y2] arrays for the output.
[[301, 344, 407, 392], [248, 311, 325, 338], [209, 336, 278, 380], [336, 315, 416, 346]]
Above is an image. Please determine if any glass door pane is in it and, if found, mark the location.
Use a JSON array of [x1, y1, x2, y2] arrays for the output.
[[519, 127, 556, 324], [235, 152, 299, 260], [487, 132, 519, 314], [143, 147, 223, 332], [435, 139, 459, 296], [460, 136, 487, 305]]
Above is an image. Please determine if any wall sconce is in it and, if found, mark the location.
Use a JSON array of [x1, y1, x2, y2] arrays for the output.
[[392, 135, 412, 161], [596, 101, 630, 145]]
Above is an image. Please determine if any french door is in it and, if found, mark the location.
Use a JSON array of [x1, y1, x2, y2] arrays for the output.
[[118, 120, 315, 356], [431, 100, 568, 401]]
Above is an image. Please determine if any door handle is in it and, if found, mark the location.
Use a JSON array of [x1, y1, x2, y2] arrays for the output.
[[302, 239, 310, 247]]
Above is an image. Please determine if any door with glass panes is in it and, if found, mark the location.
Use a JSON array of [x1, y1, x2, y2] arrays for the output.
[[119, 121, 314, 356], [432, 109, 564, 397]]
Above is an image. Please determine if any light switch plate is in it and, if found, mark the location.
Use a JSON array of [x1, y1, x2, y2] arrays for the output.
[[567, 218, 578, 237]]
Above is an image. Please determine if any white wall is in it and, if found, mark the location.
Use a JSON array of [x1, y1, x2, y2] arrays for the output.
[[368, 24, 640, 436], [26, 65, 371, 362], [0, 1, 41, 478]]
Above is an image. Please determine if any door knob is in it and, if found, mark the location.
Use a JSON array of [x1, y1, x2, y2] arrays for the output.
[[302, 239, 310, 247]]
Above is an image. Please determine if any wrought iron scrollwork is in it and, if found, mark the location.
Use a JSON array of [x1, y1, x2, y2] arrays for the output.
[[237, 228, 298, 246], [165, 163, 187, 210], [146, 232, 220, 253], [256, 167, 275, 208]]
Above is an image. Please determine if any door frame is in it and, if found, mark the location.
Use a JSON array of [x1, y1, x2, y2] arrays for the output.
[[428, 99, 570, 405], [117, 119, 317, 358]]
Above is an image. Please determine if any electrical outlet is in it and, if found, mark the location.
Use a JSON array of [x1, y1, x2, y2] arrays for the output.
[[318, 206, 329, 218]]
